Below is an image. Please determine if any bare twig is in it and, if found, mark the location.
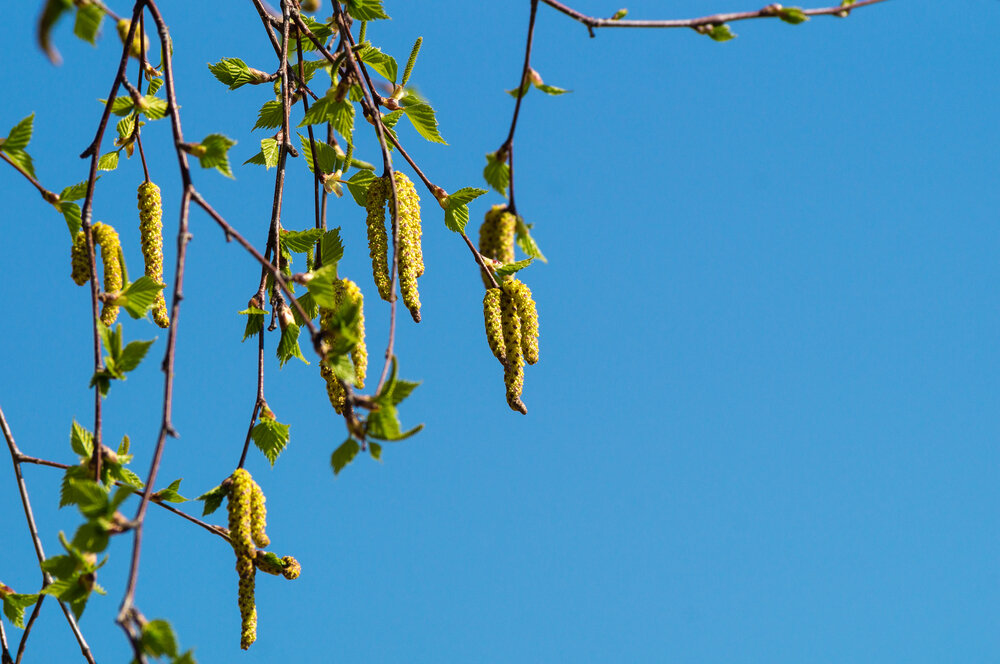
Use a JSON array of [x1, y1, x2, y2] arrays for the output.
[[0, 152, 58, 204]]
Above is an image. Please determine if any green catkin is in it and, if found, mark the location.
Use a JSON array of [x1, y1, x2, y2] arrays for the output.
[[249, 481, 269, 548], [394, 172, 423, 322], [137, 181, 169, 328], [500, 288, 527, 414], [71, 223, 124, 325], [320, 363, 346, 414], [365, 176, 392, 301], [507, 279, 539, 365], [478, 204, 516, 288], [228, 469, 258, 650], [483, 288, 506, 365]]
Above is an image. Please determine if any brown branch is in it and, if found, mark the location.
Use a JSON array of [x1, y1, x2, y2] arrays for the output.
[[541, 0, 888, 30], [0, 405, 96, 664], [0, 152, 58, 204]]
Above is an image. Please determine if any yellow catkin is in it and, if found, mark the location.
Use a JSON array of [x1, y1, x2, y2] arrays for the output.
[[478, 204, 516, 288], [137, 181, 169, 328], [280, 556, 301, 580], [483, 288, 506, 365], [76, 222, 124, 326], [500, 288, 526, 414], [507, 279, 539, 365], [228, 469, 258, 650], [249, 481, 269, 548], [365, 177, 392, 301], [320, 363, 346, 414], [394, 172, 423, 322]]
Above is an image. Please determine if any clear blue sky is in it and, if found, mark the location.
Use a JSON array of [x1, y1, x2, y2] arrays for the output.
[[1, 1, 998, 662]]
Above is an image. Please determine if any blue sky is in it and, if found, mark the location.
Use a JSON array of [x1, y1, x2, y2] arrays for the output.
[[1, 1, 998, 662]]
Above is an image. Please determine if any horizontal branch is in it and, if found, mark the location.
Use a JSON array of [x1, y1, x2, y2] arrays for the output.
[[541, 0, 887, 30]]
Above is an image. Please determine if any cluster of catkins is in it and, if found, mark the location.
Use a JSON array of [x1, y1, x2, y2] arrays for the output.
[[226, 469, 300, 650], [480, 206, 540, 414], [69, 181, 169, 328], [320, 278, 368, 414], [365, 171, 424, 322], [71, 222, 123, 325]]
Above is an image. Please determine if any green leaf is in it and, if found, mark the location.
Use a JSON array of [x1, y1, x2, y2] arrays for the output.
[[208, 58, 264, 90], [368, 441, 382, 461], [506, 80, 531, 99], [305, 264, 338, 308], [402, 101, 446, 144], [330, 438, 361, 475], [73, 4, 105, 45], [495, 258, 533, 277], [60, 202, 82, 237], [446, 187, 488, 209], [141, 619, 179, 658], [367, 402, 423, 441], [777, 6, 809, 24], [388, 379, 420, 406], [3, 592, 39, 629], [117, 338, 155, 374], [197, 134, 237, 178], [108, 465, 144, 490], [298, 134, 338, 174], [3, 149, 35, 178], [114, 276, 165, 319], [147, 77, 163, 96], [346, 169, 376, 207], [70, 420, 94, 458], [66, 478, 109, 517], [139, 96, 169, 121], [118, 435, 130, 457], [59, 180, 89, 202], [443, 187, 488, 233], [483, 152, 510, 196], [97, 151, 119, 171], [611, 8, 628, 20], [515, 218, 547, 262], [104, 96, 135, 116], [299, 95, 354, 144], [282, 228, 324, 254], [535, 82, 571, 95], [357, 44, 398, 83], [346, 0, 389, 20], [197, 484, 227, 516], [241, 311, 265, 342], [277, 320, 308, 367], [320, 228, 344, 268], [443, 206, 470, 234], [71, 521, 109, 554], [251, 416, 291, 466], [253, 100, 284, 130], [292, 16, 334, 52], [2, 114, 34, 152], [705, 24, 736, 42]]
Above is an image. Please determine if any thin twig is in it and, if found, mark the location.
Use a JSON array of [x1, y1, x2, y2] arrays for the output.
[[1, 405, 96, 664], [540, 0, 888, 30], [0, 152, 58, 204]]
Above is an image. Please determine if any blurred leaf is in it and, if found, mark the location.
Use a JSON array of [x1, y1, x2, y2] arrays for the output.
[[141, 619, 179, 658], [72, 5, 103, 45], [330, 438, 361, 475], [38, 0, 73, 64], [346, 0, 389, 20], [705, 24, 736, 41], [515, 217, 546, 262], [483, 152, 510, 196], [777, 6, 809, 24]]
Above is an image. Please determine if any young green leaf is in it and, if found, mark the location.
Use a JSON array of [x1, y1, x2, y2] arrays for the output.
[[331, 438, 361, 475], [60, 201, 82, 237], [252, 416, 291, 466], [197, 484, 228, 516], [346, 168, 377, 207], [139, 95, 168, 121], [196, 134, 237, 178], [116, 338, 155, 374], [208, 57, 267, 90], [114, 276, 165, 320], [367, 402, 423, 441], [59, 180, 90, 202], [298, 133, 338, 174], [704, 24, 736, 41], [320, 228, 345, 268], [2, 592, 39, 629], [277, 320, 308, 367], [2, 114, 34, 152], [253, 100, 284, 130], [141, 619, 179, 659], [401, 101, 446, 144], [239, 308, 266, 342], [73, 3, 105, 45], [494, 258, 533, 277], [282, 228, 325, 254], [70, 420, 94, 458], [483, 152, 510, 196], [97, 151, 119, 171], [357, 44, 398, 83], [443, 187, 488, 233], [515, 217, 547, 262], [346, 0, 389, 21]]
